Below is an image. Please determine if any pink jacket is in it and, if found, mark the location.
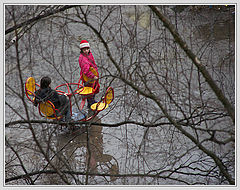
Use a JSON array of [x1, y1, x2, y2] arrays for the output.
[[78, 52, 99, 80]]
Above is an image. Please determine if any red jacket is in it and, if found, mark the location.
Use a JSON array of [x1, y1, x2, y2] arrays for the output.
[[78, 52, 99, 82]]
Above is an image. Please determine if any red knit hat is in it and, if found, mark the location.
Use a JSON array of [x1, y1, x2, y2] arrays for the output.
[[80, 40, 90, 49]]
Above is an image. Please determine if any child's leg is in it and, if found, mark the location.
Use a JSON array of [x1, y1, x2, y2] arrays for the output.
[[59, 96, 71, 121], [87, 95, 96, 108], [64, 102, 71, 121]]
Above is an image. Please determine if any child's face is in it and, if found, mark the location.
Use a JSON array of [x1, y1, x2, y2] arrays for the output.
[[82, 47, 90, 54]]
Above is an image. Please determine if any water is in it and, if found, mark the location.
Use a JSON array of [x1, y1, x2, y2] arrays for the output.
[[5, 5, 235, 185]]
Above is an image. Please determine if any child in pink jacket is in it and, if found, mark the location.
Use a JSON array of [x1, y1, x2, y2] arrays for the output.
[[79, 40, 99, 108]]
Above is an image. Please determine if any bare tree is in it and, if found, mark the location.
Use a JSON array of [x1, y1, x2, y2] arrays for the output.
[[5, 5, 235, 185]]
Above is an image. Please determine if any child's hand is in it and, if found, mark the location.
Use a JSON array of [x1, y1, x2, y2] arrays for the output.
[[93, 76, 98, 80]]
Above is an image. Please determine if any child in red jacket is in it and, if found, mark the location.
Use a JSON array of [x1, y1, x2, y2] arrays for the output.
[[79, 40, 99, 108]]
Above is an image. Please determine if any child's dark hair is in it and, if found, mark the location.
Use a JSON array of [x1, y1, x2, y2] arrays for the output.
[[40, 76, 51, 89]]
